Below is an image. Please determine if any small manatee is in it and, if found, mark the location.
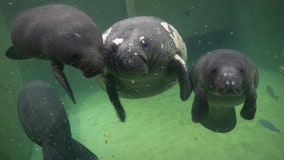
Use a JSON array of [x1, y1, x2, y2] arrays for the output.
[[191, 49, 259, 132]]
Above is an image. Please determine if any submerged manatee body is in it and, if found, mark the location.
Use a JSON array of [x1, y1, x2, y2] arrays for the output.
[[191, 49, 259, 132], [6, 4, 104, 103], [18, 80, 99, 160], [98, 16, 192, 121]]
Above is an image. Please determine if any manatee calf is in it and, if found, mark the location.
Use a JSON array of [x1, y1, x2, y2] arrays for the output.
[[18, 80, 99, 160], [98, 16, 192, 121], [191, 49, 259, 132], [6, 4, 104, 103]]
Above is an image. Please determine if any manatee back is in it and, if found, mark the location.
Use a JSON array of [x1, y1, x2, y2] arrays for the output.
[[8, 4, 102, 63], [17, 80, 71, 146]]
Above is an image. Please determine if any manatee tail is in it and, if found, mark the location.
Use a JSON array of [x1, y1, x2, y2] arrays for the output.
[[5, 46, 30, 59], [51, 61, 76, 104], [42, 138, 99, 160]]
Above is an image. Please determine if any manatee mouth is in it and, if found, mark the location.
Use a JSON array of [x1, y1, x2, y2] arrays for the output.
[[116, 52, 149, 75], [215, 86, 242, 96], [82, 64, 104, 78]]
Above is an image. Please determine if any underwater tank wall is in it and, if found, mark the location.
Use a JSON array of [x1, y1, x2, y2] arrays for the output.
[[0, 7, 33, 160], [0, 0, 283, 160]]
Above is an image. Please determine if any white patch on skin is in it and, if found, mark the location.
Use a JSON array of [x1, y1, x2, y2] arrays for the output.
[[160, 22, 187, 61], [139, 36, 145, 43], [161, 43, 164, 49], [128, 43, 133, 52], [73, 33, 81, 38], [102, 27, 112, 44], [160, 22, 171, 32], [174, 54, 187, 70], [112, 37, 124, 45]]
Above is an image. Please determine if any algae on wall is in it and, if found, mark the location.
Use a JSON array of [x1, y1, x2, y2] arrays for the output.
[[232, 0, 284, 69], [133, 0, 235, 38], [0, 8, 33, 160]]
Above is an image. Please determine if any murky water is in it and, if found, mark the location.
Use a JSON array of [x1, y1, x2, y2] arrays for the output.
[[0, 0, 283, 160]]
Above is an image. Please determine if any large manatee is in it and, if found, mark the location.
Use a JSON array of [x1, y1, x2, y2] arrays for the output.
[[191, 49, 259, 132], [6, 4, 104, 103], [98, 16, 192, 122], [18, 80, 99, 160]]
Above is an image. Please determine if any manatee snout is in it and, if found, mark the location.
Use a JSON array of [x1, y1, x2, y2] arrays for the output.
[[80, 51, 105, 77], [115, 50, 149, 77], [82, 63, 104, 77], [213, 67, 243, 95]]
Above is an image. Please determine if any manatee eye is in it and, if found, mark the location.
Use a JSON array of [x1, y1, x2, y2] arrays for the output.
[[72, 54, 80, 60], [239, 69, 245, 75], [141, 42, 149, 48], [110, 43, 118, 52], [139, 38, 150, 50], [211, 68, 217, 75]]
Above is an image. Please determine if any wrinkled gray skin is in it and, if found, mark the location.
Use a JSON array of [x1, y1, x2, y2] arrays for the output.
[[18, 80, 99, 160], [191, 49, 259, 132], [98, 16, 192, 122], [6, 4, 104, 104]]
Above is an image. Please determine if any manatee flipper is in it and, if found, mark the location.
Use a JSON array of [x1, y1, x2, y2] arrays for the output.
[[191, 83, 209, 123], [51, 60, 76, 104], [240, 86, 257, 120], [105, 74, 126, 122], [170, 54, 192, 101], [5, 46, 30, 59]]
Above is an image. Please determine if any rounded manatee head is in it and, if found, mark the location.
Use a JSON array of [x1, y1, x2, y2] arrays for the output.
[[64, 45, 105, 78], [102, 16, 187, 80], [196, 49, 258, 96]]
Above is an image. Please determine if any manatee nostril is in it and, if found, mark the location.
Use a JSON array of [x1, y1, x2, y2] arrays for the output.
[[121, 58, 134, 69], [211, 68, 217, 75]]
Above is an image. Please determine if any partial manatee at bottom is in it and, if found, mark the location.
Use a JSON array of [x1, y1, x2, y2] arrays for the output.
[[17, 80, 99, 160]]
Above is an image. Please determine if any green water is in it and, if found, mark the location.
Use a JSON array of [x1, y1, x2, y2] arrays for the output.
[[0, 0, 284, 160]]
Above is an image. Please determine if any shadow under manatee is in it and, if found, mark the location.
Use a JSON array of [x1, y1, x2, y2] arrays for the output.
[[200, 106, 237, 133]]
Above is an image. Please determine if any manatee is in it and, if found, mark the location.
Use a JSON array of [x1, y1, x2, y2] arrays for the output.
[[191, 49, 259, 132], [6, 4, 104, 103], [17, 80, 99, 160], [97, 16, 192, 122]]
